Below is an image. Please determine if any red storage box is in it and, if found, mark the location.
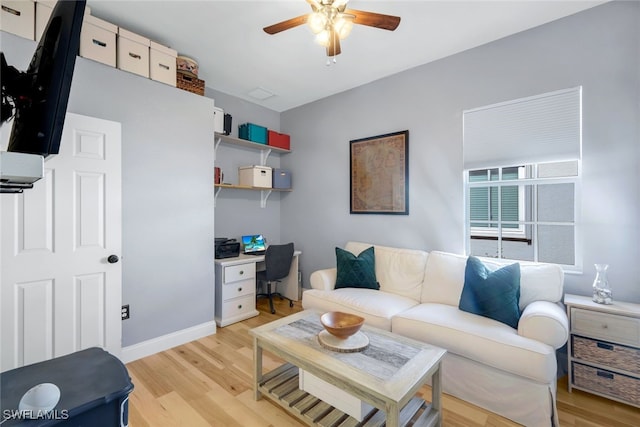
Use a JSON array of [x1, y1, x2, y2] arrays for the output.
[[268, 130, 290, 150]]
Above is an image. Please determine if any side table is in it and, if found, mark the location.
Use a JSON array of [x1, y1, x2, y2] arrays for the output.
[[565, 293, 640, 407]]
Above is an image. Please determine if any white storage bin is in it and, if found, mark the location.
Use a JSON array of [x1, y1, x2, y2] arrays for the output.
[[213, 107, 224, 133], [0, 0, 35, 40], [80, 14, 117, 67], [117, 27, 150, 78], [149, 40, 177, 86], [239, 166, 272, 188]]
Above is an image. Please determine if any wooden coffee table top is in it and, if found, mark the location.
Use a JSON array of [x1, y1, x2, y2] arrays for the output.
[[250, 310, 446, 405]]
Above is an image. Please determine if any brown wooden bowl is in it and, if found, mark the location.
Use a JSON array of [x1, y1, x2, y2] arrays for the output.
[[320, 312, 365, 339]]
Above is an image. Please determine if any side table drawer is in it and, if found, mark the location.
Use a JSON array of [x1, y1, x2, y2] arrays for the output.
[[573, 335, 640, 375], [572, 362, 640, 406], [571, 308, 640, 347], [224, 263, 256, 283], [223, 279, 255, 300], [221, 295, 255, 319]]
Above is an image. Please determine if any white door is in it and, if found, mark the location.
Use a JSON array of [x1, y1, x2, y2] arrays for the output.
[[0, 113, 122, 371]]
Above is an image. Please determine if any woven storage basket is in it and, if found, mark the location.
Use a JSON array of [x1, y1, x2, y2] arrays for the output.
[[176, 72, 205, 95], [573, 362, 640, 406], [573, 335, 640, 375]]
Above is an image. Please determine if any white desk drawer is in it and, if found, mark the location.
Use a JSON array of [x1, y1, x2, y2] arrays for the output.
[[572, 308, 640, 347], [221, 295, 255, 319], [223, 279, 254, 300], [224, 263, 255, 283]]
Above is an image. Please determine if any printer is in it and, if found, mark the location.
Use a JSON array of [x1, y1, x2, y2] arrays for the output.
[[215, 238, 240, 259]]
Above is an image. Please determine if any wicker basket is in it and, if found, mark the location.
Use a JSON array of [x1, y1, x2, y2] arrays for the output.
[[573, 362, 640, 406], [573, 335, 640, 375], [176, 72, 205, 96]]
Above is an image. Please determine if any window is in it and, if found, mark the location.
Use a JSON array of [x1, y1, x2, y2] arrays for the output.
[[465, 161, 579, 267], [463, 87, 581, 269]]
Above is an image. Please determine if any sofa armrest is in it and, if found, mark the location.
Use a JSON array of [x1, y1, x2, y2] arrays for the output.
[[309, 268, 337, 291], [518, 301, 569, 349]]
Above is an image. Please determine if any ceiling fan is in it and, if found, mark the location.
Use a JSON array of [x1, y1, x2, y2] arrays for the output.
[[263, 0, 401, 58]]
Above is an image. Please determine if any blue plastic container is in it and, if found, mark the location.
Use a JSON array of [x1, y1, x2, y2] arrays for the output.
[[238, 123, 268, 144]]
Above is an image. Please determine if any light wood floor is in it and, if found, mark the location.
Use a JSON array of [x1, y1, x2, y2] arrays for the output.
[[126, 298, 640, 426]]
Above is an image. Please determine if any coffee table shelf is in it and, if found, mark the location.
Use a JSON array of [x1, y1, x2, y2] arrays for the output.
[[259, 363, 439, 427]]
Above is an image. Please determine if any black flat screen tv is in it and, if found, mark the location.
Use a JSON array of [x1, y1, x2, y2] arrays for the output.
[[2, 0, 86, 157]]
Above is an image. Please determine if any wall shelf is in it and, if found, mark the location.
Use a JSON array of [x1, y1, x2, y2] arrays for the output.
[[214, 132, 290, 166], [213, 133, 292, 208]]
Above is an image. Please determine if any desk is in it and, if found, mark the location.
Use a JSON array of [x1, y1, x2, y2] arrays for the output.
[[214, 251, 301, 327]]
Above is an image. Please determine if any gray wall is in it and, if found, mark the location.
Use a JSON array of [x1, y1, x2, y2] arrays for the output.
[[208, 89, 287, 245], [1, 33, 216, 347], [281, 1, 640, 303]]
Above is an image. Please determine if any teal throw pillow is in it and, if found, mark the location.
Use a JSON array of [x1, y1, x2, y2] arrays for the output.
[[458, 256, 521, 329], [335, 246, 380, 290]]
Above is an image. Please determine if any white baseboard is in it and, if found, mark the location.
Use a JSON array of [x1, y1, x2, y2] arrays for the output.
[[120, 321, 217, 364]]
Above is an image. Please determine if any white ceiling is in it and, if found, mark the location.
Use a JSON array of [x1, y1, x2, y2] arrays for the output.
[[86, 1, 606, 112]]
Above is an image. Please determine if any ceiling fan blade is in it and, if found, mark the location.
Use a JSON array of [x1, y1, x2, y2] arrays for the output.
[[326, 32, 341, 57], [263, 14, 309, 35], [345, 9, 401, 31]]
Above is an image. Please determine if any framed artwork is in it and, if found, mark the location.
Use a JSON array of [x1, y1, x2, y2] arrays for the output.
[[350, 130, 409, 215]]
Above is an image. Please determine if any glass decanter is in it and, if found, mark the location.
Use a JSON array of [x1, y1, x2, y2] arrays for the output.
[[592, 263, 612, 304]]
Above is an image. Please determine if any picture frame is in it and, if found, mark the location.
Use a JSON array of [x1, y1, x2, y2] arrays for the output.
[[350, 130, 409, 215]]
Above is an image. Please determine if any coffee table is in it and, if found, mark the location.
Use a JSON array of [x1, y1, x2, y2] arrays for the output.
[[250, 310, 446, 427]]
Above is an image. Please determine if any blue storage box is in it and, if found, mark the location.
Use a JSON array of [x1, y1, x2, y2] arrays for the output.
[[273, 168, 292, 189], [238, 123, 268, 144], [0, 347, 133, 426]]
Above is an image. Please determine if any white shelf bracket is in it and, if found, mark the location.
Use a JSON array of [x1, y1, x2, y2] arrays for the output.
[[214, 136, 222, 158], [260, 189, 272, 208], [214, 186, 222, 207], [260, 148, 272, 166]]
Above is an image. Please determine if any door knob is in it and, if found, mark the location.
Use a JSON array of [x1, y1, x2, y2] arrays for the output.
[[107, 255, 119, 264]]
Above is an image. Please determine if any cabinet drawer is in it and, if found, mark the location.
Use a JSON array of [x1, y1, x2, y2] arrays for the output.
[[572, 362, 640, 406], [571, 308, 640, 347], [573, 335, 640, 375], [224, 263, 256, 283], [223, 279, 254, 301], [221, 295, 255, 319]]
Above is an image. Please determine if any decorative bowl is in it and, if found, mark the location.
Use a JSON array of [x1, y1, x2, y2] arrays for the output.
[[320, 312, 365, 339]]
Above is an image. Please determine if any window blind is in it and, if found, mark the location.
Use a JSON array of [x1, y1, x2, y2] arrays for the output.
[[463, 87, 581, 170]]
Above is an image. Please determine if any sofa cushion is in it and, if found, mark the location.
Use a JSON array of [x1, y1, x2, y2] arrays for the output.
[[335, 246, 379, 290], [459, 256, 521, 329], [421, 251, 467, 305], [345, 242, 427, 301], [392, 303, 557, 383], [301, 288, 419, 331], [422, 251, 564, 310]]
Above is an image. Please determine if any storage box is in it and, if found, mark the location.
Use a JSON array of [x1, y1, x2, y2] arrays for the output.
[[300, 370, 373, 421], [176, 72, 205, 95], [268, 130, 291, 150], [117, 27, 150, 78], [0, 347, 134, 426], [0, 0, 35, 40], [213, 107, 224, 133], [573, 362, 640, 406], [239, 123, 268, 144], [35, 0, 54, 40], [149, 40, 177, 86], [80, 14, 118, 67], [272, 168, 291, 189], [239, 166, 272, 188]]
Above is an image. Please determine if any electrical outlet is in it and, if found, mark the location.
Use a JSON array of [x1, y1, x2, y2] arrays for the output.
[[121, 304, 130, 320]]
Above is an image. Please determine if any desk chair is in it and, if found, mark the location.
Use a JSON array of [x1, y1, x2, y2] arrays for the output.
[[256, 243, 295, 314]]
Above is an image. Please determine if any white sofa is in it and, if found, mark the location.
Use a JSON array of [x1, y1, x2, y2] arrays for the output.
[[302, 242, 569, 427]]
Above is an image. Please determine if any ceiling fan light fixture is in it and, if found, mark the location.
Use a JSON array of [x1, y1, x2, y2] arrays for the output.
[[307, 11, 327, 34], [315, 29, 331, 47], [334, 14, 354, 39]]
